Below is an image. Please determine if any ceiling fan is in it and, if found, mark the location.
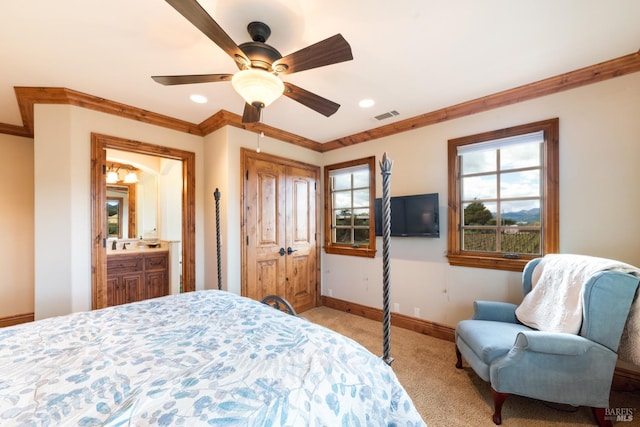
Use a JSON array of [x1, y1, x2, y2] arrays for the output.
[[152, 0, 354, 123]]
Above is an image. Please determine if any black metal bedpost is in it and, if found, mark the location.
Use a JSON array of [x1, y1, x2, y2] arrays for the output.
[[379, 153, 394, 365], [214, 188, 222, 290]]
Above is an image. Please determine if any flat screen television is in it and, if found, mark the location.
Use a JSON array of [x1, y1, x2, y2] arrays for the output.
[[375, 193, 439, 237]]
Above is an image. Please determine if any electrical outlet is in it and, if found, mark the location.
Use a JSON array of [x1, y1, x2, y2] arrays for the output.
[[393, 303, 400, 312], [414, 307, 421, 317]]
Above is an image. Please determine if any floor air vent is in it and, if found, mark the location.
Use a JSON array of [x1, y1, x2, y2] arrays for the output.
[[374, 110, 400, 121]]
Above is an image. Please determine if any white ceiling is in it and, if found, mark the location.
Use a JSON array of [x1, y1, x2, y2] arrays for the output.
[[2, 0, 639, 143]]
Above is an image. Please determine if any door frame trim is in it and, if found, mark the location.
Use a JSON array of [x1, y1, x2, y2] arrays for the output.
[[91, 133, 196, 309], [240, 148, 321, 307]]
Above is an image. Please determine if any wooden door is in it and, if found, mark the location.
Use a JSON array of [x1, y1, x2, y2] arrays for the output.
[[244, 156, 287, 301], [284, 165, 317, 313], [242, 149, 319, 314]]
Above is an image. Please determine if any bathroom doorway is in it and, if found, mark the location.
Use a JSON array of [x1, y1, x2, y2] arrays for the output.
[[90, 133, 196, 309]]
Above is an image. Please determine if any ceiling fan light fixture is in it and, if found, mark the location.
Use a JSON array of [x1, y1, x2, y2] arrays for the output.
[[232, 69, 284, 108]]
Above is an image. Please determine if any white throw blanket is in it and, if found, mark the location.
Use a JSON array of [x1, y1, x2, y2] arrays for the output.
[[515, 254, 640, 366]]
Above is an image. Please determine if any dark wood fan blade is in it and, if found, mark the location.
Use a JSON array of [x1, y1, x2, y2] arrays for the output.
[[283, 82, 340, 117], [165, 0, 248, 65], [151, 74, 233, 85], [273, 34, 353, 75], [242, 103, 260, 123]]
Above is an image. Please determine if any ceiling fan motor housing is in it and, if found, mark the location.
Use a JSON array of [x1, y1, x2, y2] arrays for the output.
[[236, 22, 283, 72], [238, 41, 282, 71]]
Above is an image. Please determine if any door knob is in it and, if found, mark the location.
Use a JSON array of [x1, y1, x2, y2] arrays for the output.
[[287, 247, 297, 255], [279, 247, 285, 256]]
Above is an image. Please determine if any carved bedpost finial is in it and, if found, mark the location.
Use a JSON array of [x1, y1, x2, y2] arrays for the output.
[[379, 152, 393, 175]]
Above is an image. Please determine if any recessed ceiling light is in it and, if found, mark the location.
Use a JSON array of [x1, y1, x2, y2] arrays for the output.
[[359, 99, 375, 108], [190, 94, 208, 104]]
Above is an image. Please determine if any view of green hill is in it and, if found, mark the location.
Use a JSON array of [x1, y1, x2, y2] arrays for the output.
[[497, 208, 540, 224]]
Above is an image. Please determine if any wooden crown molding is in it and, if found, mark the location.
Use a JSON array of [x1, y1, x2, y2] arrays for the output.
[[12, 87, 204, 137], [2, 50, 639, 151], [0, 122, 31, 138], [199, 109, 323, 151]]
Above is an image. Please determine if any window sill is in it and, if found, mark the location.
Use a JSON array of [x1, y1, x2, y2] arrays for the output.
[[324, 245, 376, 258], [447, 253, 533, 272]]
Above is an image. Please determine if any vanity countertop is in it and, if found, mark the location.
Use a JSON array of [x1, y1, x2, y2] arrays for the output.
[[107, 246, 169, 256]]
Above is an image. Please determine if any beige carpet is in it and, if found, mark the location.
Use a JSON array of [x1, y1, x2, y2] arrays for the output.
[[301, 306, 640, 427]]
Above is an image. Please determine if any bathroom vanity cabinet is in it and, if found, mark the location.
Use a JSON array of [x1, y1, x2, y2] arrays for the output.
[[106, 250, 169, 307]]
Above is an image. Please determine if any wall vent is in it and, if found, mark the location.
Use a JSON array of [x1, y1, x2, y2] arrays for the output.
[[374, 110, 400, 121]]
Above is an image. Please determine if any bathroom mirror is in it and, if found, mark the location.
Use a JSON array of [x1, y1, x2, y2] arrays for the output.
[[106, 196, 123, 238], [107, 182, 137, 239], [105, 154, 159, 240]]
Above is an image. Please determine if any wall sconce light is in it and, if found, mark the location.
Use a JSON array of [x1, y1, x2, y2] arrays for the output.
[[106, 164, 119, 184], [124, 169, 138, 184], [106, 164, 138, 184]]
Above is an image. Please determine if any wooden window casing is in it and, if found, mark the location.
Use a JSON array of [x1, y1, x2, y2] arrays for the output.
[[323, 156, 376, 258], [447, 118, 559, 271]]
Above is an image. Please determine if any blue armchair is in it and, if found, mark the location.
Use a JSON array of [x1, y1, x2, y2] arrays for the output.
[[455, 258, 639, 426]]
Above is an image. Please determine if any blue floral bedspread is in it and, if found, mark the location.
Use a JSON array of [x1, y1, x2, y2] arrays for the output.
[[0, 290, 425, 426]]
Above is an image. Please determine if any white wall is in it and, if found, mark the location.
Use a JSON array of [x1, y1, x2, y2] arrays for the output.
[[33, 104, 204, 318], [0, 134, 34, 317], [34, 106, 74, 317], [137, 171, 159, 238], [203, 127, 229, 293], [321, 71, 640, 327], [158, 158, 182, 241]]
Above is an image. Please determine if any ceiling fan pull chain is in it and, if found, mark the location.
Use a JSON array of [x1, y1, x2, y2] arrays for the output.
[[256, 108, 264, 152], [256, 131, 265, 153]]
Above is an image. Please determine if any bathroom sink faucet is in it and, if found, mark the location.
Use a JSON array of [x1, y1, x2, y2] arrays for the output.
[[111, 240, 117, 250]]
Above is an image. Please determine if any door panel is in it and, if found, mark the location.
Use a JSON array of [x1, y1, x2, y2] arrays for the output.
[[242, 150, 319, 314], [146, 271, 168, 300], [257, 173, 279, 245], [106, 276, 122, 307], [285, 166, 317, 312], [123, 274, 144, 303], [256, 260, 279, 296], [244, 156, 287, 302]]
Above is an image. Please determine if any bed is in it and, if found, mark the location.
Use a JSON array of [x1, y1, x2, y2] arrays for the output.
[[0, 290, 425, 426]]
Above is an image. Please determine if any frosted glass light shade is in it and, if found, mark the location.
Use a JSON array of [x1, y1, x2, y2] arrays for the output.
[[232, 69, 284, 107], [124, 171, 138, 184], [106, 170, 119, 184]]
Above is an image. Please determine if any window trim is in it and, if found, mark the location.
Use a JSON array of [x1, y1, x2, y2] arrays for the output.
[[323, 156, 376, 258], [447, 118, 559, 271]]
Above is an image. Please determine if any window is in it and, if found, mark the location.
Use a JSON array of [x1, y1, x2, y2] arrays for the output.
[[447, 119, 559, 271], [324, 156, 376, 258]]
